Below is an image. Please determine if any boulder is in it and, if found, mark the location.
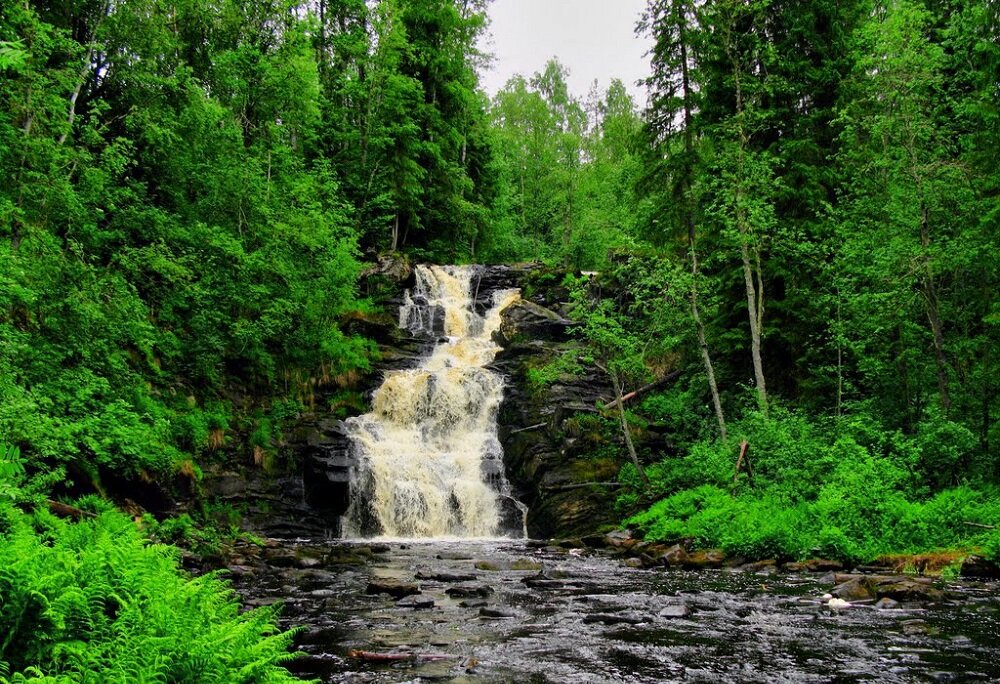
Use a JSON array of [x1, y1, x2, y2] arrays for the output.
[[682, 549, 727, 569], [492, 300, 576, 347], [831, 578, 874, 602], [784, 559, 844, 573], [871, 577, 944, 603]]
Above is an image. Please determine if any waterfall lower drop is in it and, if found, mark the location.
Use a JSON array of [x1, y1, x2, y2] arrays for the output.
[[343, 265, 528, 539]]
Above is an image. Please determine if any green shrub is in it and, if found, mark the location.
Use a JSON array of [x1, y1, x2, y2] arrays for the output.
[[0, 502, 308, 683]]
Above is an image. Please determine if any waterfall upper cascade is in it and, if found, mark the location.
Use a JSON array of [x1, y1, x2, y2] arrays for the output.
[[343, 265, 526, 538]]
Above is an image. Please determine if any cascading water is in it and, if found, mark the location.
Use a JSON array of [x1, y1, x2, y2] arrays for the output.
[[343, 265, 527, 538]]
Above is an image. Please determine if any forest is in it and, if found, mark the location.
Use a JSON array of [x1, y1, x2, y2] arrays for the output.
[[1, 0, 998, 680]]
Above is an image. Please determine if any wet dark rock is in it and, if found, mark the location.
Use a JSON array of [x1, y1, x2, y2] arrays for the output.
[[875, 598, 900, 610], [416, 571, 478, 582], [784, 559, 844, 573], [446, 585, 494, 598], [491, 299, 576, 347], [437, 551, 474, 561], [872, 577, 945, 603], [458, 599, 489, 608], [831, 575, 944, 604], [583, 612, 644, 625], [960, 555, 1000, 579], [832, 578, 874, 602], [523, 578, 569, 590], [396, 594, 435, 609], [646, 544, 689, 567], [366, 579, 420, 599], [479, 607, 517, 619]]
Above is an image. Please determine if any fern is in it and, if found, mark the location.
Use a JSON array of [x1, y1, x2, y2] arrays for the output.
[[0, 503, 313, 683]]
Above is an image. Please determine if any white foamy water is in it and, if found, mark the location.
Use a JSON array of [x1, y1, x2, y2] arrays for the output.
[[343, 265, 525, 538]]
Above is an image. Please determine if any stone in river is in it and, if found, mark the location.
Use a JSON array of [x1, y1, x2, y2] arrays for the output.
[[415, 571, 477, 582], [583, 612, 644, 625], [479, 607, 517, 618], [658, 604, 690, 619], [446, 585, 494, 598], [396, 594, 435, 609], [366, 579, 420, 599], [831, 578, 873, 602]]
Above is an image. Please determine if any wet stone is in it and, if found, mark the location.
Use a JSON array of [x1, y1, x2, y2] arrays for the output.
[[479, 607, 517, 619], [832, 578, 873, 602], [416, 571, 478, 582], [458, 599, 489, 608], [658, 604, 690, 619], [875, 597, 900, 610], [366, 579, 420, 599], [583, 612, 645, 625], [446, 585, 494, 598], [397, 594, 435, 609]]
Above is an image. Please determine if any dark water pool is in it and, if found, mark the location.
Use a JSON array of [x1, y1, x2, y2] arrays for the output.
[[231, 540, 1000, 683]]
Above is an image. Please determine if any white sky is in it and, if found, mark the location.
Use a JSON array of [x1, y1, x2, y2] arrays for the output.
[[478, 0, 652, 105]]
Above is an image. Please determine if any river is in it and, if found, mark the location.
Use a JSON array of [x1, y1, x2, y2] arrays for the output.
[[232, 539, 1000, 683]]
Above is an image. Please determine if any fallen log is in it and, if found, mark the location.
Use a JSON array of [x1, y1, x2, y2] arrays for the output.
[[542, 481, 621, 492], [47, 499, 97, 520], [602, 370, 682, 411]]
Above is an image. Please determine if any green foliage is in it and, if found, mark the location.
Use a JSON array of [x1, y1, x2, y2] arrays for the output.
[[1, 0, 382, 485], [623, 412, 1000, 562], [0, 502, 307, 683], [525, 351, 584, 394]]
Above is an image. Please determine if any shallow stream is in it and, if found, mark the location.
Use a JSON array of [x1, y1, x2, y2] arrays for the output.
[[232, 540, 1000, 683]]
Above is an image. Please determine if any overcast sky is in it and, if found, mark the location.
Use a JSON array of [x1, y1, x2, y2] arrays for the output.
[[478, 0, 652, 105]]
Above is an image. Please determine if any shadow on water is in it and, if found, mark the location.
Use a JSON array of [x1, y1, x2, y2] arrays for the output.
[[232, 540, 1000, 683]]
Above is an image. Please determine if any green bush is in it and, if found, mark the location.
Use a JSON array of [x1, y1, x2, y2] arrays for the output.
[[0, 502, 307, 683], [622, 412, 1000, 563]]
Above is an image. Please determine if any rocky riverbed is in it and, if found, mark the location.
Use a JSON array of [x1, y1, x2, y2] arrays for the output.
[[227, 539, 1000, 683]]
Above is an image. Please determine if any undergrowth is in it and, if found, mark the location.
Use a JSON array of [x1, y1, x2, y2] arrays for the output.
[[619, 409, 1000, 563], [0, 461, 308, 683]]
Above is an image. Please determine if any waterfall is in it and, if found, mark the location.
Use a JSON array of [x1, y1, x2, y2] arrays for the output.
[[343, 265, 527, 538]]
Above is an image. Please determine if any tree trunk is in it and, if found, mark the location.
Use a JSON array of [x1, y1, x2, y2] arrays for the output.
[[727, 20, 768, 414], [918, 202, 951, 413], [678, 2, 728, 440], [611, 369, 649, 488]]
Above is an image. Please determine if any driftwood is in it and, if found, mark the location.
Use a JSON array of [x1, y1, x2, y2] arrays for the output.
[[602, 370, 682, 411], [510, 422, 546, 434]]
